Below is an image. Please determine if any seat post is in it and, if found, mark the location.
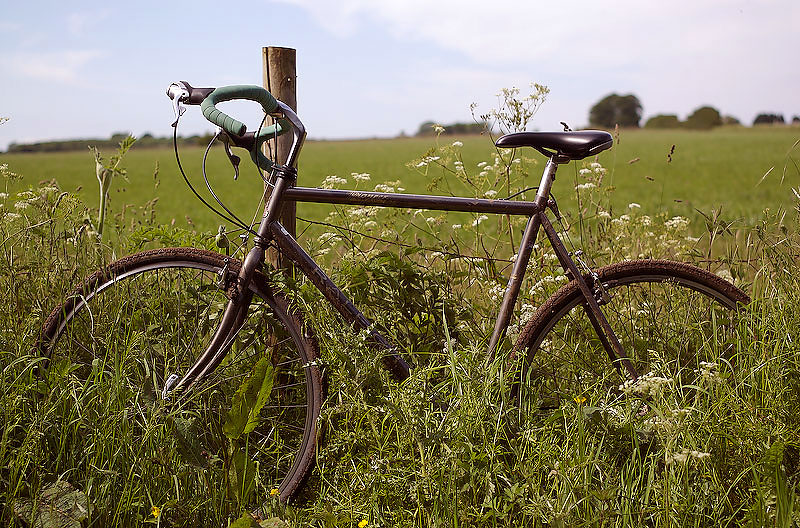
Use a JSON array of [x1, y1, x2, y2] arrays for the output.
[[534, 156, 561, 207]]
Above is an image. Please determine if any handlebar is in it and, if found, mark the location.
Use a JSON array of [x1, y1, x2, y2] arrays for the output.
[[166, 81, 306, 172]]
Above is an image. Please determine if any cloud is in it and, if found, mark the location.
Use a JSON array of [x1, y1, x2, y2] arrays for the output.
[[2, 50, 106, 84], [66, 9, 111, 37], [280, 0, 798, 68], [280, 0, 799, 123]]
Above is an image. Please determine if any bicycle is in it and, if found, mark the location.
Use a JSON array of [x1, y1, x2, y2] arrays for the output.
[[38, 82, 749, 511]]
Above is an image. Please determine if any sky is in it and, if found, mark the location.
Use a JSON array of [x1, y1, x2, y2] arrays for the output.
[[1, 0, 798, 151]]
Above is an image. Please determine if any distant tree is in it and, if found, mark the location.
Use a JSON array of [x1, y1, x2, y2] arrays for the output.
[[684, 106, 722, 130], [589, 93, 642, 128], [722, 115, 741, 126], [645, 114, 681, 129], [415, 121, 484, 136], [753, 113, 785, 125], [110, 132, 133, 142], [416, 121, 436, 136], [793, 116, 800, 125]]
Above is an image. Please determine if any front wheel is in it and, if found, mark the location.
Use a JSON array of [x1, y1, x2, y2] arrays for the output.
[[38, 247, 322, 519], [513, 259, 749, 411]]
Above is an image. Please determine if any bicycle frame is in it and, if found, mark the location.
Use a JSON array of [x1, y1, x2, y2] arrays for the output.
[[174, 102, 637, 392]]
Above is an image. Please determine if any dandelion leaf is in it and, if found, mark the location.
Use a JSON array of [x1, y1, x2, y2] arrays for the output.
[[13, 481, 90, 528], [223, 356, 275, 439], [169, 415, 208, 468]]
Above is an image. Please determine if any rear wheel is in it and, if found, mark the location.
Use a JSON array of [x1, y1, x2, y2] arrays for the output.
[[513, 260, 749, 412], [38, 247, 322, 517]]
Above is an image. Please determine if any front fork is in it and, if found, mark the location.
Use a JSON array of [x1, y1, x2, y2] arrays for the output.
[[167, 170, 296, 397]]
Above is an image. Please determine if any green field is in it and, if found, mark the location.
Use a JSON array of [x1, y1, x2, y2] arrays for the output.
[[3, 126, 800, 525], [3, 127, 798, 237]]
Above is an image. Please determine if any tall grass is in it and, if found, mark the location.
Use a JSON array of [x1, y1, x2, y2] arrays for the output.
[[2, 121, 800, 526]]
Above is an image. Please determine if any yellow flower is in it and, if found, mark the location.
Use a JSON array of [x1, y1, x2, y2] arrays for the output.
[[358, 520, 368, 528], [573, 396, 586, 404], [151, 506, 160, 518], [270, 488, 280, 497]]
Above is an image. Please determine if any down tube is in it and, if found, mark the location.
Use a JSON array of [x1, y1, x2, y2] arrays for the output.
[[268, 221, 411, 380]]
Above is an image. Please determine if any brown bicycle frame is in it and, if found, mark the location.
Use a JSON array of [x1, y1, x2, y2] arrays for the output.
[[176, 139, 637, 391]]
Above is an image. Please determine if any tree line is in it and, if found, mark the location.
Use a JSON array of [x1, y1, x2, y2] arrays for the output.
[[589, 93, 799, 130], [4, 133, 213, 154]]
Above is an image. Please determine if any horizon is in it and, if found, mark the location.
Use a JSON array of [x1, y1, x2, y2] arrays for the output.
[[2, 1, 798, 152]]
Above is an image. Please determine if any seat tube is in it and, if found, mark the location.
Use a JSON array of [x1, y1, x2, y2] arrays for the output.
[[486, 157, 558, 358], [486, 212, 543, 358]]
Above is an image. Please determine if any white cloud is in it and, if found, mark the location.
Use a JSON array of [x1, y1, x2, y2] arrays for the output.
[[2, 50, 106, 84], [66, 9, 111, 37], [280, 0, 800, 124]]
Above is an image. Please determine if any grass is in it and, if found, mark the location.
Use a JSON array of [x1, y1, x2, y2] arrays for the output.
[[2, 127, 798, 236], [2, 127, 800, 526]]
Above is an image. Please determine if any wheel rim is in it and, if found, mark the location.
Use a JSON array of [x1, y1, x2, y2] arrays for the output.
[[41, 254, 318, 516], [517, 270, 742, 412]]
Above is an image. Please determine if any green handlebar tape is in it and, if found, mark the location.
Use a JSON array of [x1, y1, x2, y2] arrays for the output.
[[200, 85, 279, 136], [249, 118, 291, 171]]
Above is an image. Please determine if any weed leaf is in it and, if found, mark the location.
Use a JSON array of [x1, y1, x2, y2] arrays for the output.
[[13, 481, 90, 528], [223, 356, 275, 439]]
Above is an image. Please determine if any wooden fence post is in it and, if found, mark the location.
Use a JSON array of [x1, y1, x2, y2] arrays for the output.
[[262, 46, 296, 268]]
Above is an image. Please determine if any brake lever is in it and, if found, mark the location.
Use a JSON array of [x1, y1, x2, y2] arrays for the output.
[[216, 129, 241, 180], [166, 82, 190, 128]]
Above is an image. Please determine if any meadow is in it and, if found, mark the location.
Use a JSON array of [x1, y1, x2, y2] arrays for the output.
[[2, 125, 800, 527], [3, 126, 799, 237]]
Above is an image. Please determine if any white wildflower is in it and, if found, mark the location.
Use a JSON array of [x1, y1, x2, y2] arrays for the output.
[[14, 201, 30, 209], [686, 236, 700, 243], [320, 175, 348, 189], [579, 168, 592, 176], [433, 124, 445, 134], [716, 269, 734, 282], [628, 203, 641, 210], [597, 210, 611, 219], [666, 448, 711, 465], [697, 361, 723, 383], [484, 190, 498, 198], [4, 213, 21, 220], [351, 172, 371, 181], [477, 161, 487, 168], [590, 162, 602, 169], [451, 141, 463, 147], [665, 216, 689, 230], [472, 215, 488, 227], [619, 371, 671, 397], [0, 193, 8, 199], [364, 220, 377, 229], [575, 183, 596, 191], [373, 183, 396, 193], [451, 224, 462, 230]]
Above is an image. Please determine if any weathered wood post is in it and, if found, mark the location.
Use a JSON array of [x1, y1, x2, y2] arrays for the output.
[[262, 46, 297, 268]]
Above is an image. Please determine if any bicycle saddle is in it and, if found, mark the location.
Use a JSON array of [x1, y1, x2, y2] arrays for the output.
[[495, 130, 613, 161]]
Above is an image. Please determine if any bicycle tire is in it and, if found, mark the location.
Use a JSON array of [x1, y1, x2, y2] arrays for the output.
[[513, 259, 749, 411], [38, 247, 322, 514]]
